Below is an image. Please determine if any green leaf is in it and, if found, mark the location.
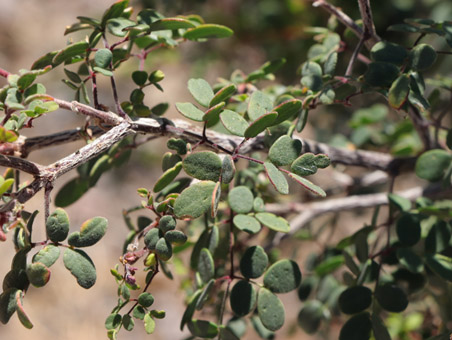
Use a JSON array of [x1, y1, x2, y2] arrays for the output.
[[132, 71, 148, 86], [228, 186, 254, 214], [165, 230, 187, 245], [46, 208, 70, 242], [187, 319, 219, 338], [371, 313, 391, 340], [396, 214, 421, 246], [210, 83, 237, 107], [257, 288, 285, 331], [107, 18, 135, 37], [339, 312, 372, 340], [0, 178, 14, 196], [290, 153, 317, 176], [255, 212, 290, 233], [52, 41, 89, 66], [94, 49, 113, 69], [138, 292, 154, 307], [180, 290, 202, 330], [248, 91, 273, 121], [203, 101, 224, 122], [425, 221, 451, 254], [195, 279, 215, 310], [183, 151, 222, 182], [301, 74, 323, 92], [149, 17, 196, 31], [338, 286, 372, 314], [264, 162, 289, 194], [105, 313, 122, 330], [370, 41, 408, 66], [144, 229, 162, 250], [240, 245, 268, 279], [162, 152, 182, 171], [32, 245, 60, 267], [0, 288, 18, 324], [388, 74, 410, 109], [364, 62, 400, 87], [396, 248, 424, 273], [175, 102, 204, 122], [230, 280, 257, 316], [297, 300, 323, 334], [198, 248, 215, 283], [221, 154, 236, 184], [67, 216, 108, 247], [388, 193, 411, 212], [220, 110, 249, 137], [244, 112, 278, 138], [415, 149, 451, 181], [167, 138, 187, 155], [55, 177, 90, 207], [122, 314, 134, 331], [174, 181, 216, 219], [425, 254, 452, 281], [63, 248, 96, 289], [31, 51, 58, 70], [324, 52, 338, 76], [375, 284, 408, 312], [155, 237, 173, 261], [271, 99, 302, 125], [133, 306, 146, 320], [263, 259, 301, 293], [101, 0, 129, 28], [144, 313, 156, 334], [26, 262, 51, 287], [233, 214, 261, 234], [15, 290, 33, 329], [184, 24, 233, 40], [314, 255, 345, 276], [409, 44, 437, 71], [153, 161, 183, 192], [187, 78, 214, 108], [268, 135, 302, 166], [251, 315, 275, 339]]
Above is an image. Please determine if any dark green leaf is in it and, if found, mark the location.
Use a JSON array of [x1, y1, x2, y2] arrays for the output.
[[0, 288, 18, 324], [155, 237, 172, 261], [425, 221, 451, 253], [230, 280, 257, 316], [375, 284, 408, 312], [371, 313, 391, 340], [165, 230, 187, 245], [263, 259, 301, 293], [184, 24, 233, 40], [297, 300, 323, 334], [180, 290, 202, 330], [55, 177, 90, 207], [257, 288, 285, 331], [210, 83, 237, 107], [425, 254, 452, 281], [268, 135, 302, 166], [187, 319, 219, 338], [67, 216, 108, 247], [183, 151, 222, 182], [149, 17, 196, 31], [415, 149, 451, 181], [105, 313, 122, 330], [221, 154, 236, 184], [132, 71, 148, 86], [364, 62, 400, 87], [396, 248, 424, 273], [153, 161, 183, 192], [388, 193, 411, 212], [138, 292, 155, 307], [26, 262, 51, 287], [198, 248, 215, 283], [195, 278, 215, 310], [46, 208, 70, 242], [409, 44, 437, 71], [32, 245, 60, 267], [338, 286, 372, 314], [240, 245, 268, 279], [244, 112, 278, 138], [144, 229, 161, 250], [15, 290, 33, 329], [203, 101, 224, 122], [388, 74, 410, 109], [63, 248, 96, 289], [396, 214, 421, 246], [52, 41, 89, 66], [271, 99, 302, 125], [339, 312, 371, 340], [370, 41, 408, 66]]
